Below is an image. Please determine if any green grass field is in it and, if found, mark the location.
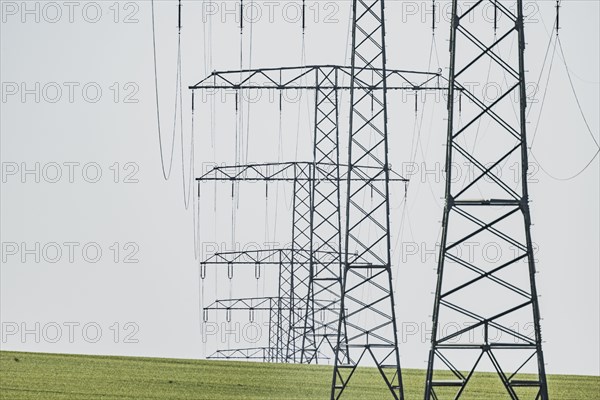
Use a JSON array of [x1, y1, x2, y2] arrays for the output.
[[1, 351, 598, 399]]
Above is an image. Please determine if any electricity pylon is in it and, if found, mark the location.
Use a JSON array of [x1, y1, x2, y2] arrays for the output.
[[198, 162, 407, 363], [330, 0, 404, 398], [193, 66, 437, 366], [300, 69, 344, 365], [201, 248, 321, 363], [424, 0, 549, 399]]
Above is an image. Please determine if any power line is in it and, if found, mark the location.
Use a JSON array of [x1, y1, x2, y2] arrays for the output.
[[151, 0, 179, 180], [527, 3, 599, 181], [557, 36, 600, 149]]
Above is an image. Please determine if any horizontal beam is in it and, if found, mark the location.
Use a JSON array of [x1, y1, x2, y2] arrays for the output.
[[452, 199, 522, 206], [190, 64, 442, 91], [204, 297, 342, 312], [207, 348, 273, 360], [197, 162, 407, 182], [201, 248, 306, 266], [204, 297, 284, 311], [208, 347, 330, 360], [200, 249, 371, 266]]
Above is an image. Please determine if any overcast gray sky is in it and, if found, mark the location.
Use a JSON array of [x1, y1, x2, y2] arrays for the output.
[[1, 0, 598, 376]]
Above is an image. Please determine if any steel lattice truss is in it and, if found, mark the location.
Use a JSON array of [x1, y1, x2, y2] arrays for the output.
[[288, 164, 313, 363], [207, 347, 330, 363], [330, 0, 403, 399], [203, 296, 297, 363], [207, 347, 278, 362], [424, 1, 549, 399], [190, 65, 440, 91], [197, 162, 406, 182], [194, 62, 408, 365], [193, 44, 427, 396], [201, 249, 304, 363], [200, 249, 354, 363], [301, 70, 345, 365], [198, 160, 406, 364]]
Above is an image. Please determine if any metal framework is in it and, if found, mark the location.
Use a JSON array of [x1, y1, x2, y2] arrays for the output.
[[203, 296, 300, 363], [200, 248, 306, 363], [190, 65, 440, 91], [198, 160, 406, 363], [288, 164, 313, 363], [193, 63, 416, 366], [200, 248, 360, 363], [301, 69, 344, 365], [197, 162, 406, 182], [204, 296, 335, 363], [203, 297, 287, 362], [424, 1, 549, 399], [193, 56, 433, 396], [208, 348, 278, 362], [330, 0, 403, 398]]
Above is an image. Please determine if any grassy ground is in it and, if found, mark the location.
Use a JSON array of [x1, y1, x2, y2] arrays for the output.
[[1, 351, 598, 399]]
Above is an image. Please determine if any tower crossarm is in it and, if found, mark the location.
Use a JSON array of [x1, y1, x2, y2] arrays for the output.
[[190, 65, 441, 91], [203, 297, 288, 311], [197, 162, 407, 182], [203, 297, 342, 313], [200, 249, 373, 267], [207, 347, 330, 361], [207, 348, 273, 361], [200, 249, 289, 266]]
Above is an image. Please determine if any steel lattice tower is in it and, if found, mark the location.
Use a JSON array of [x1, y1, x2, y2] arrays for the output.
[[301, 69, 345, 364], [424, 0, 549, 399], [331, 0, 403, 398], [193, 67, 436, 366], [201, 248, 314, 363], [198, 161, 332, 363], [288, 163, 314, 362]]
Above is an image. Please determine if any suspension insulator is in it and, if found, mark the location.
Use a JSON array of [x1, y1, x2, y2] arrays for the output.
[[556, 0, 560, 34], [177, 0, 182, 32], [255, 262, 261, 279], [494, 1, 497, 32], [415, 91, 418, 114], [432, 0, 436, 32]]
